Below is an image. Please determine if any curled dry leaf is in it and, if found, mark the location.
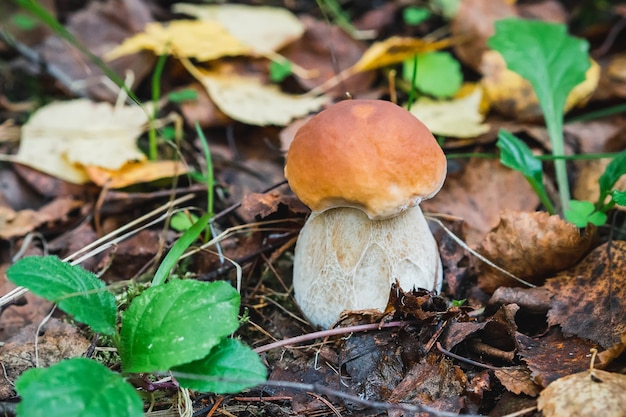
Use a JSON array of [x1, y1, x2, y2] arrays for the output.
[[0, 198, 82, 239], [480, 50, 601, 121], [477, 210, 595, 293], [493, 367, 542, 397], [538, 369, 626, 417], [545, 241, 626, 349]]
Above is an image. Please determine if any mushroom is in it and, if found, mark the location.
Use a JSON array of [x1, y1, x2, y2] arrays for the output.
[[285, 99, 447, 329]]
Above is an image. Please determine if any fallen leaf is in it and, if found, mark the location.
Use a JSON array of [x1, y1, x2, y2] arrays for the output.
[[494, 367, 542, 396], [480, 50, 601, 120], [351, 36, 452, 73], [545, 240, 626, 349], [17, 99, 149, 184], [186, 64, 328, 126], [241, 190, 308, 220], [172, 3, 304, 54], [477, 210, 595, 293], [421, 158, 540, 246], [105, 20, 250, 61], [537, 369, 626, 417], [0, 198, 82, 239], [408, 87, 490, 138], [84, 160, 188, 188]]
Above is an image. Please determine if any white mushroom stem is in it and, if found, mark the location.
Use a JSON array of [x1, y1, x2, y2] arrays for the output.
[[293, 206, 442, 329]]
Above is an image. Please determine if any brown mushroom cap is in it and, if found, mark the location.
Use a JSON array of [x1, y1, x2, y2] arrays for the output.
[[285, 99, 447, 219]]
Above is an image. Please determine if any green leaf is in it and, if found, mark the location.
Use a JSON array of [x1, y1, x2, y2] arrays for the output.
[[488, 18, 590, 213], [496, 129, 555, 213], [403, 51, 462, 98], [11, 13, 39, 30], [152, 213, 211, 286], [565, 199, 607, 227], [403, 6, 431, 26], [7, 256, 116, 335], [599, 150, 626, 197], [16, 358, 143, 417], [269, 59, 292, 83], [120, 280, 240, 373], [174, 338, 267, 393], [488, 18, 590, 126], [613, 190, 626, 206], [167, 89, 198, 103], [170, 212, 199, 232]]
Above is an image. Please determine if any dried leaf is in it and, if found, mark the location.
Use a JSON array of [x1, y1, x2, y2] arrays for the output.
[[105, 20, 250, 61], [545, 241, 626, 349], [477, 210, 595, 293], [172, 3, 304, 53], [188, 66, 328, 126], [84, 160, 188, 188], [17, 99, 149, 184], [538, 369, 626, 417], [351, 36, 451, 73], [494, 367, 542, 396], [408, 87, 490, 138], [241, 191, 308, 219]]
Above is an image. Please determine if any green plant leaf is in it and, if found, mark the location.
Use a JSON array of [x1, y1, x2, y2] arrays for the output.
[[403, 51, 462, 98], [613, 190, 626, 206], [403, 6, 431, 26], [170, 212, 199, 232], [565, 199, 607, 227], [599, 150, 626, 197], [120, 280, 240, 373], [496, 129, 555, 213], [167, 89, 198, 103], [488, 18, 590, 213], [173, 338, 267, 393], [269, 59, 292, 83], [7, 256, 116, 335], [16, 358, 143, 417]]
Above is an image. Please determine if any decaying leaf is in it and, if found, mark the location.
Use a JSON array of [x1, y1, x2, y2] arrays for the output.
[[241, 191, 308, 220], [84, 160, 188, 189], [105, 20, 250, 61], [17, 99, 149, 184], [480, 50, 600, 120], [408, 87, 490, 138], [537, 369, 626, 417], [494, 367, 542, 397], [172, 3, 304, 53], [477, 210, 595, 293], [351, 36, 452, 73], [421, 158, 540, 246], [186, 64, 328, 126], [545, 240, 626, 349]]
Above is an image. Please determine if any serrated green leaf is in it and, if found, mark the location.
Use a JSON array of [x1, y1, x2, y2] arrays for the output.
[[565, 199, 607, 227], [488, 18, 590, 125], [16, 358, 143, 417], [613, 190, 626, 206], [403, 6, 431, 26], [496, 129, 555, 213], [403, 51, 462, 98], [120, 280, 240, 373], [7, 256, 116, 335], [174, 338, 267, 393], [599, 150, 626, 196]]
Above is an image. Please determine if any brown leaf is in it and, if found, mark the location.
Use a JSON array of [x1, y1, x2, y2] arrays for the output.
[[537, 369, 626, 417], [494, 367, 542, 397], [477, 210, 596, 293], [241, 190, 308, 219], [545, 241, 626, 349], [421, 158, 540, 246], [517, 327, 600, 387]]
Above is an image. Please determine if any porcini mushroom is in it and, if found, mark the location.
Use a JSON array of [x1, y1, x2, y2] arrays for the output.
[[285, 99, 447, 329]]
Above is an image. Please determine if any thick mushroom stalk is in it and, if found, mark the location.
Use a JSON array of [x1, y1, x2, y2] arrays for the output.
[[285, 99, 447, 329], [293, 206, 442, 329]]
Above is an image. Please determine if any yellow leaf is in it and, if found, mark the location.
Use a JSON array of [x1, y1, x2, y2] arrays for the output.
[[85, 160, 188, 188], [352, 36, 452, 73], [184, 61, 328, 126], [105, 20, 250, 61], [17, 99, 149, 184], [408, 87, 490, 138], [172, 3, 304, 53]]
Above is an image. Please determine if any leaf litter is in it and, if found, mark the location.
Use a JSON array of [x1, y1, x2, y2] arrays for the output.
[[1, 0, 626, 416]]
